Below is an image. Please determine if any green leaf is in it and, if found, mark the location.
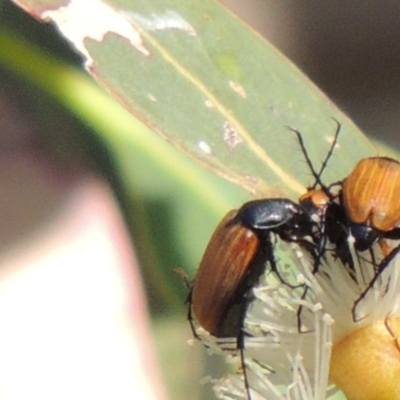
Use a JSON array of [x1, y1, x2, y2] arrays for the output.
[[14, 0, 375, 198]]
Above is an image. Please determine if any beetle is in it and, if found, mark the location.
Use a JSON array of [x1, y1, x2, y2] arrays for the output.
[[190, 198, 318, 335], [338, 156, 400, 320], [188, 122, 346, 397], [297, 151, 400, 258], [188, 198, 317, 399], [290, 125, 400, 320], [292, 129, 400, 320], [290, 125, 400, 266], [290, 121, 354, 272], [342, 156, 400, 251], [188, 122, 346, 339]]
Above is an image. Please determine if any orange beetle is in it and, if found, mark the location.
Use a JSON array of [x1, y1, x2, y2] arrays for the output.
[[342, 157, 400, 232], [289, 126, 400, 323], [294, 130, 400, 255], [341, 157, 400, 320]]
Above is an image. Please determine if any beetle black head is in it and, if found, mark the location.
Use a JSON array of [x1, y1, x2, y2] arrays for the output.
[[230, 198, 316, 243], [348, 223, 380, 252]]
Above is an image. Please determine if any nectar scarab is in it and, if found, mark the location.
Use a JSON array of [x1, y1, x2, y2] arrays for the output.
[[189, 198, 316, 339], [290, 121, 355, 271], [188, 197, 318, 400], [190, 120, 347, 344], [342, 157, 400, 250], [340, 157, 400, 320], [188, 120, 389, 396]]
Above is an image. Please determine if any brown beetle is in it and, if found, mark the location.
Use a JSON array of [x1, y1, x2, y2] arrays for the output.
[[189, 210, 261, 400], [190, 210, 260, 338], [294, 147, 400, 320], [188, 121, 348, 397], [340, 157, 400, 320], [292, 125, 400, 259], [343, 157, 400, 232], [191, 121, 344, 337], [189, 198, 315, 337], [188, 198, 316, 399]]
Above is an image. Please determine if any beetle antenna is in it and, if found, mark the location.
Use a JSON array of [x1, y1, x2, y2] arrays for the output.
[[287, 126, 323, 188], [287, 119, 341, 192], [352, 243, 400, 321], [315, 119, 341, 188]]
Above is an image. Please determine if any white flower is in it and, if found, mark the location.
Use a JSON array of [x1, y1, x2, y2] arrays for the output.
[[195, 235, 400, 399]]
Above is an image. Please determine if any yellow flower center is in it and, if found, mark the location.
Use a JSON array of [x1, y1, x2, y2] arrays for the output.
[[330, 318, 400, 400]]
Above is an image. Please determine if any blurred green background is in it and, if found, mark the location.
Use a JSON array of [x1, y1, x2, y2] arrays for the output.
[[0, 2, 247, 399]]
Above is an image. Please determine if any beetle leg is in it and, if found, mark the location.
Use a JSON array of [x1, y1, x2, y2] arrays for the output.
[[237, 330, 252, 400], [352, 243, 400, 321], [265, 234, 303, 289], [313, 210, 328, 274], [186, 289, 201, 340], [296, 286, 314, 333]]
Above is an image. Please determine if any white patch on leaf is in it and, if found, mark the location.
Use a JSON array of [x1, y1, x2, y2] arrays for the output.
[[205, 99, 214, 108], [41, 0, 150, 67], [229, 81, 247, 98], [223, 121, 243, 150], [127, 10, 196, 36], [198, 141, 212, 155]]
